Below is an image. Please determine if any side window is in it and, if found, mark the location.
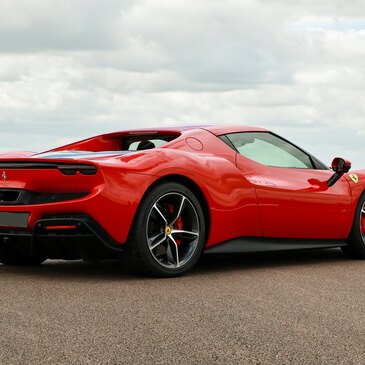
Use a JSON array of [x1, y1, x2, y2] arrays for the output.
[[225, 132, 314, 169]]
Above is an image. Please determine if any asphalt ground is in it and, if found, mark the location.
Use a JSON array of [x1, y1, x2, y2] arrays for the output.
[[0, 248, 365, 365]]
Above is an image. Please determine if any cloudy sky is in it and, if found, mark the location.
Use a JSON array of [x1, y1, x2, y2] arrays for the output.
[[0, 0, 364, 168]]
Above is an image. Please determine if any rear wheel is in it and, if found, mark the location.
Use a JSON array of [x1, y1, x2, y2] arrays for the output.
[[342, 193, 365, 258], [126, 182, 205, 277]]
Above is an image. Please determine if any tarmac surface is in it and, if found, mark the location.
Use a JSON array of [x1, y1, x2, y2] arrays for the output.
[[0, 248, 365, 365]]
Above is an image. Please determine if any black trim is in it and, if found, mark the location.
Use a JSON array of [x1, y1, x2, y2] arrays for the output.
[[0, 214, 123, 260], [34, 214, 123, 251], [0, 189, 21, 203], [0, 189, 88, 205], [0, 162, 60, 169], [218, 135, 239, 153], [204, 237, 348, 254], [0, 162, 97, 169]]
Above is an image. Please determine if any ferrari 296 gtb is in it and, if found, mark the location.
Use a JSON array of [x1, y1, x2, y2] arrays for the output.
[[0, 125, 364, 276]]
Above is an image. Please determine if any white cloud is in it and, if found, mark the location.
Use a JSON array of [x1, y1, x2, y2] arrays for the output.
[[0, 0, 364, 169]]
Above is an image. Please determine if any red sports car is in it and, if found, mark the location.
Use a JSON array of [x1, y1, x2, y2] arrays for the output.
[[0, 125, 364, 276]]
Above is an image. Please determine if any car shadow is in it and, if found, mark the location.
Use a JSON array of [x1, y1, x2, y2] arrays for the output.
[[0, 248, 350, 281], [194, 248, 348, 275], [0, 259, 135, 281]]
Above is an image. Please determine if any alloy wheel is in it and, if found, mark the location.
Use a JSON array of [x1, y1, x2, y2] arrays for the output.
[[146, 192, 200, 269]]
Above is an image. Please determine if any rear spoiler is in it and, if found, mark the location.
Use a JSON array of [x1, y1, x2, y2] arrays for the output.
[[0, 161, 97, 176]]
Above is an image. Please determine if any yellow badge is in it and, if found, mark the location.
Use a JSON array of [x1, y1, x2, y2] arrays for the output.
[[349, 174, 359, 184]]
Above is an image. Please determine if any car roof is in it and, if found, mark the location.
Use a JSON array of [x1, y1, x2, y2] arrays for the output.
[[111, 125, 269, 135], [201, 125, 269, 135]]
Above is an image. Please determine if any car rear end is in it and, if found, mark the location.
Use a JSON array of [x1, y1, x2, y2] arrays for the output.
[[0, 157, 151, 262]]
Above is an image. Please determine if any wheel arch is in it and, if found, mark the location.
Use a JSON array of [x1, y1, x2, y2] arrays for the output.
[[345, 187, 365, 239], [130, 174, 211, 244]]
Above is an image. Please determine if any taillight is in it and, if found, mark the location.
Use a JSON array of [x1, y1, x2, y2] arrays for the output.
[[44, 225, 78, 230], [58, 165, 97, 176]]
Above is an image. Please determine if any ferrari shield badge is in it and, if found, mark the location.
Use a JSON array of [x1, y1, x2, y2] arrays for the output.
[[349, 174, 359, 184]]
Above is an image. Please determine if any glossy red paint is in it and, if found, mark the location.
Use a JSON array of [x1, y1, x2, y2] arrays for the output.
[[0, 125, 364, 254]]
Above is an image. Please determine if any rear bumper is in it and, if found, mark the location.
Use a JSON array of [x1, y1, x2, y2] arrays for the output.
[[0, 214, 123, 260], [0, 167, 157, 244]]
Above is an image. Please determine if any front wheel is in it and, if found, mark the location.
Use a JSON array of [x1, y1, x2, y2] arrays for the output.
[[342, 193, 365, 259], [126, 182, 206, 277]]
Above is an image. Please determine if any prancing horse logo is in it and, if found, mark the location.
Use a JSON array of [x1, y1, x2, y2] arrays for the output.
[[1, 171, 6, 181], [349, 174, 359, 184]]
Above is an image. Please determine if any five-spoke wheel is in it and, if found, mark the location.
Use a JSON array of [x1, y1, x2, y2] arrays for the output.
[[147, 192, 200, 269], [126, 182, 205, 277]]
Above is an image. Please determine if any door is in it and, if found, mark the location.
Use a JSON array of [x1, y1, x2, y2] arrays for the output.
[[226, 132, 352, 239]]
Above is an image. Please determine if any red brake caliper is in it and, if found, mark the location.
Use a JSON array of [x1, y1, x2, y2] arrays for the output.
[[167, 203, 183, 246], [361, 212, 365, 236], [174, 217, 183, 246]]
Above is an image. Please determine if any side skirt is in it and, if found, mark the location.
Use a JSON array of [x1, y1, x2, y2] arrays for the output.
[[204, 237, 348, 254]]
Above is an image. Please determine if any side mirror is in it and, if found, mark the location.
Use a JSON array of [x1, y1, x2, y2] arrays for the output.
[[331, 157, 351, 174], [328, 157, 351, 187]]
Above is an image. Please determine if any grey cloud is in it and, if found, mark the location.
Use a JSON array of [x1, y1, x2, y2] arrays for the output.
[[0, 0, 136, 52], [0, 0, 364, 169], [265, 0, 365, 17]]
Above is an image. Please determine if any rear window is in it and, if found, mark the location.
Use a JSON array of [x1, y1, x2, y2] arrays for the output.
[[121, 134, 178, 151]]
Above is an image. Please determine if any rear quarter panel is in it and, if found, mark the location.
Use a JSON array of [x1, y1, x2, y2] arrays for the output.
[[114, 130, 262, 247]]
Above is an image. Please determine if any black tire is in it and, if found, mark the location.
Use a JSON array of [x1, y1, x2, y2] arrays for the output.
[[125, 182, 206, 277], [0, 243, 45, 266], [342, 192, 365, 259]]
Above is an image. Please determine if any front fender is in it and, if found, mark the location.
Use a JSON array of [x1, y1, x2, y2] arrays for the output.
[[343, 169, 365, 236]]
